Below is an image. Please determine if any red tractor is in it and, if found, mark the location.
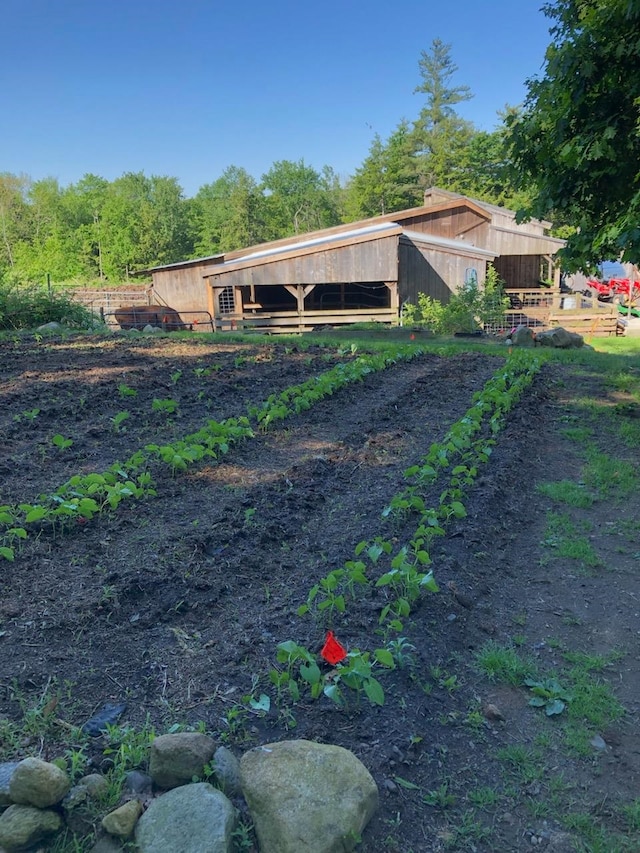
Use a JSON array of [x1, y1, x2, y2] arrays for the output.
[[586, 274, 640, 307]]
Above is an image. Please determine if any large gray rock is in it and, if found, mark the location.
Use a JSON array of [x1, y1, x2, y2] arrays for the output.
[[149, 732, 216, 789], [135, 782, 235, 853], [0, 762, 19, 806], [9, 757, 70, 808], [511, 325, 536, 347], [537, 327, 584, 348], [0, 804, 62, 851], [240, 739, 379, 853]]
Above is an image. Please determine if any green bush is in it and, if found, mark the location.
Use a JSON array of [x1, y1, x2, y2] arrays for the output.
[[402, 265, 509, 335], [0, 283, 98, 330]]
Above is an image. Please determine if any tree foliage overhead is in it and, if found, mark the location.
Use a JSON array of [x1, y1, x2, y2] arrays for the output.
[[508, 0, 640, 270]]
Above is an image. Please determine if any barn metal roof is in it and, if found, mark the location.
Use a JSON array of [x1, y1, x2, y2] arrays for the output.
[[202, 221, 491, 277], [227, 221, 398, 262], [401, 229, 496, 258]]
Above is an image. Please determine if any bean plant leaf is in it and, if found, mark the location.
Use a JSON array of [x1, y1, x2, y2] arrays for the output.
[[363, 677, 385, 706], [544, 699, 566, 716], [374, 649, 396, 668], [25, 506, 48, 523], [249, 694, 271, 712], [300, 662, 321, 685]]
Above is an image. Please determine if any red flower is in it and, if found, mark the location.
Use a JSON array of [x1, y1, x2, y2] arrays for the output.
[[321, 631, 347, 665]]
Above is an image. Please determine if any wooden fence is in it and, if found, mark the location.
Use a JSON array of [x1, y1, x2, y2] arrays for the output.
[[500, 288, 619, 337], [215, 307, 397, 334], [64, 287, 150, 315]]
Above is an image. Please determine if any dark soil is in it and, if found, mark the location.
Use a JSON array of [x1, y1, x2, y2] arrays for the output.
[[0, 331, 638, 852]]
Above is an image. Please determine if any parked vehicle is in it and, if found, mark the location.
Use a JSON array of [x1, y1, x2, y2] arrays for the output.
[[586, 261, 640, 307]]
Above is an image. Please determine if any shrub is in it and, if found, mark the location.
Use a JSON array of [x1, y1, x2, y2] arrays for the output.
[[402, 265, 509, 335], [0, 282, 98, 330]]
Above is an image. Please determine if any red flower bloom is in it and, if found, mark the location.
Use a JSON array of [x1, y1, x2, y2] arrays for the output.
[[321, 631, 347, 665]]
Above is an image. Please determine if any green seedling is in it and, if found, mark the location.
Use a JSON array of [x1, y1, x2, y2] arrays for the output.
[[193, 364, 221, 377], [170, 369, 182, 384], [298, 570, 347, 624], [117, 383, 137, 398], [386, 637, 416, 670], [14, 407, 40, 422], [423, 781, 456, 809], [111, 410, 130, 433], [271, 640, 322, 702], [152, 397, 179, 415], [324, 649, 388, 707], [524, 676, 572, 716], [231, 819, 256, 852], [430, 666, 461, 693], [51, 434, 73, 450], [355, 537, 392, 565]]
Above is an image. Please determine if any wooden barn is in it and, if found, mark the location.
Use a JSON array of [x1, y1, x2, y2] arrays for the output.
[[140, 189, 565, 332]]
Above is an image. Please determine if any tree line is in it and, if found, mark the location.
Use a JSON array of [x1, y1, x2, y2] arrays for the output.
[[0, 40, 529, 286]]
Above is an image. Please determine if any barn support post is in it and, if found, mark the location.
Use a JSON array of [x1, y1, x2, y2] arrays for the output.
[[206, 278, 218, 332], [544, 255, 563, 310], [284, 284, 315, 330], [384, 281, 399, 325]]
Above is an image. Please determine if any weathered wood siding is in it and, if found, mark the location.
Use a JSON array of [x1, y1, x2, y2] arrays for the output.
[[398, 239, 489, 304], [208, 235, 399, 288], [486, 228, 564, 256], [151, 264, 211, 313], [399, 208, 490, 242]]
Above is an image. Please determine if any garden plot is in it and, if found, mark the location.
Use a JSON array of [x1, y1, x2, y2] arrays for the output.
[[0, 332, 638, 852]]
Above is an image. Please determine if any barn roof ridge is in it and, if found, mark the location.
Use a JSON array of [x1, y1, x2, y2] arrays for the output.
[[135, 190, 500, 275]]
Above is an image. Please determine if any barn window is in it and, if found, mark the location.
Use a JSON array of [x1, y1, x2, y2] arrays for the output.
[[218, 286, 235, 314]]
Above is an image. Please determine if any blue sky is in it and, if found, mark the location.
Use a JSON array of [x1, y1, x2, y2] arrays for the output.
[[2, 0, 552, 198]]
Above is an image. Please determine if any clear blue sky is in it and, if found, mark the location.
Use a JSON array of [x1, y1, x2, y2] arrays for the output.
[[2, 0, 552, 198]]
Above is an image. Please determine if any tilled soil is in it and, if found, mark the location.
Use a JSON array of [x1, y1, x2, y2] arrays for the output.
[[0, 332, 638, 852]]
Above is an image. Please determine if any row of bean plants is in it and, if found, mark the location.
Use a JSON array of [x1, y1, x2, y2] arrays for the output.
[[0, 347, 427, 561], [271, 349, 546, 709]]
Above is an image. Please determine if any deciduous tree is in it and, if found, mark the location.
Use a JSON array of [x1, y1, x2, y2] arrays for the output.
[[190, 166, 265, 255], [260, 159, 342, 238], [508, 0, 640, 269]]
